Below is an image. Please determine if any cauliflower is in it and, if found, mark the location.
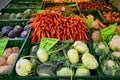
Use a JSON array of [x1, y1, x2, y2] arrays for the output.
[[94, 42, 109, 56], [109, 35, 120, 51]]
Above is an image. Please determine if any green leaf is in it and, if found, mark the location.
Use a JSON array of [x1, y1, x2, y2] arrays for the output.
[[100, 23, 117, 43], [86, 18, 94, 28], [37, 10, 44, 13], [50, 54, 59, 62]]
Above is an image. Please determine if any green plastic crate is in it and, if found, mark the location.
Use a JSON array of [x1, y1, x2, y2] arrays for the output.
[[89, 40, 120, 80], [77, 2, 118, 11], [11, 0, 43, 3], [5, 1, 43, 9], [0, 21, 31, 41], [98, 10, 120, 23], [0, 40, 24, 80], [41, 2, 78, 11], [14, 40, 102, 80], [0, 8, 35, 21], [81, 10, 105, 22]]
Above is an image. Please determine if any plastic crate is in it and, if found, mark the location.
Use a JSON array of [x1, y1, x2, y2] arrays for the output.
[[81, 10, 105, 22], [41, 2, 78, 11], [0, 21, 31, 42], [5, 1, 43, 9], [0, 40, 24, 80], [89, 40, 120, 80], [0, 8, 35, 21], [11, 0, 43, 3], [14, 40, 102, 80], [77, 2, 117, 11], [98, 10, 120, 23]]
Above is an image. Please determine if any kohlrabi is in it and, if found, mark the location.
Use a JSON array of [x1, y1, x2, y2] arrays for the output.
[[37, 49, 49, 63], [16, 58, 32, 76], [75, 66, 90, 76], [67, 49, 79, 64], [57, 67, 74, 76], [82, 52, 98, 70], [73, 41, 89, 54]]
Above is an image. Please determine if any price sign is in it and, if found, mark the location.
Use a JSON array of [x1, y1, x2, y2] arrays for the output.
[[100, 23, 117, 43], [0, 38, 9, 57], [86, 18, 94, 28], [40, 37, 59, 51]]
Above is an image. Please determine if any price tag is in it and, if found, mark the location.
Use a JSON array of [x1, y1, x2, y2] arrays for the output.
[[100, 23, 117, 43], [68, 4, 77, 7], [0, 38, 9, 57], [37, 10, 44, 13], [86, 18, 94, 28], [40, 37, 59, 51]]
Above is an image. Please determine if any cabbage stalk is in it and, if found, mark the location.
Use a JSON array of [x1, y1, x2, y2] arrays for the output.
[[73, 41, 89, 54], [82, 52, 98, 70], [16, 58, 32, 76]]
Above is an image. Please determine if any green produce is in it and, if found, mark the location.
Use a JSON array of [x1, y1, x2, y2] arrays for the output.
[[37, 49, 49, 63], [73, 41, 89, 54], [82, 52, 98, 70], [37, 62, 58, 76], [23, 9, 33, 18], [16, 13, 24, 19], [67, 49, 79, 64], [62, 11, 75, 17], [112, 52, 120, 58], [1, 9, 34, 20], [75, 66, 90, 76], [9, 13, 16, 20], [94, 42, 109, 56], [57, 67, 74, 76], [102, 60, 120, 76], [109, 35, 120, 51], [16, 58, 32, 76], [2, 13, 10, 19], [15, 40, 98, 77]]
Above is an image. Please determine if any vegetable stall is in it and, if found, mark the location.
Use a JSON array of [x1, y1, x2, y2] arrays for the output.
[[0, 0, 120, 80]]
